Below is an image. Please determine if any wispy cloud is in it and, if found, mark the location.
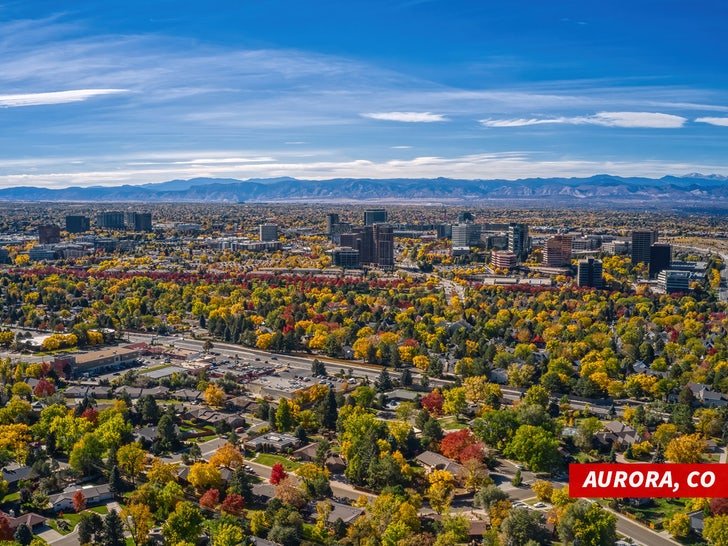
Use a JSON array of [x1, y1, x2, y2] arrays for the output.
[[695, 117, 728, 127], [481, 111, 687, 129], [1, 150, 727, 188], [0, 89, 127, 107], [361, 111, 447, 122]]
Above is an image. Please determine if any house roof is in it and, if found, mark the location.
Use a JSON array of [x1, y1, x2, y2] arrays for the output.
[[415, 451, 463, 474], [327, 501, 363, 524]]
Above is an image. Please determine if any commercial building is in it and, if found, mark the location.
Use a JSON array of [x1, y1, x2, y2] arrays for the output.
[[65, 215, 90, 233], [649, 243, 672, 279], [657, 270, 691, 294], [259, 223, 278, 242], [631, 230, 658, 265], [97, 211, 126, 230], [326, 213, 340, 235], [38, 224, 61, 244], [364, 208, 387, 226], [126, 212, 153, 232], [28, 246, 58, 261], [603, 239, 631, 255], [330, 247, 361, 268], [0, 248, 9, 264], [508, 223, 530, 261], [373, 223, 394, 268], [339, 224, 394, 268], [452, 223, 482, 248], [52, 346, 141, 377], [491, 250, 517, 270], [577, 258, 603, 288], [543, 235, 572, 267]]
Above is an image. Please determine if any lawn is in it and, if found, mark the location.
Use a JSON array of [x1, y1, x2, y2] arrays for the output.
[[51, 505, 110, 534], [438, 416, 467, 430], [621, 497, 688, 528], [253, 453, 301, 471], [1, 491, 20, 503]]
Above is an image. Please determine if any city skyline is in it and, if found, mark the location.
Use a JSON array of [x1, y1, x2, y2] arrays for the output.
[[1, 1, 728, 187]]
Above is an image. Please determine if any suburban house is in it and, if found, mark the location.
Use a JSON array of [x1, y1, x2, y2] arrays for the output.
[[595, 421, 641, 448], [415, 450, 464, 475], [326, 501, 364, 524], [245, 433, 299, 453], [292, 443, 319, 462], [49, 484, 113, 512], [687, 382, 728, 407], [0, 511, 47, 532], [2, 463, 36, 489]]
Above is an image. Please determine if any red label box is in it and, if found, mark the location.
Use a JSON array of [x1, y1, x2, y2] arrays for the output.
[[569, 463, 728, 498]]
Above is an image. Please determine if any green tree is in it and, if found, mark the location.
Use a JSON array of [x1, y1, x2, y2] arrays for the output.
[[275, 399, 295, 432], [504, 425, 560, 473], [557, 500, 617, 546], [101, 509, 125, 546], [163, 501, 204, 544], [69, 433, 104, 476], [500, 508, 550, 546], [704, 515, 728, 546]]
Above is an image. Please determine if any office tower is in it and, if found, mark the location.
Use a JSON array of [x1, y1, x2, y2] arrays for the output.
[[97, 211, 126, 230], [373, 224, 394, 268], [38, 225, 61, 244], [364, 209, 387, 226], [577, 258, 603, 288], [649, 243, 672, 279], [543, 235, 573, 267], [508, 223, 530, 261], [65, 215, 91, 233], [0, 247, 9, 264], [259, 223, 278, 242], [452, 223, 482, 247], [491, 250, 517, 270], [631, 230, 658, 265], [436, 224, 452, 239], [326, 213, 340, 235], [657, 270, 690, 294], [125, 212, 153, 232], [331, 247, 360, 268]]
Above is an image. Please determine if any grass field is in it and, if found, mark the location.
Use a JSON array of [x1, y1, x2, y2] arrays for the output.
[[254, 453, 301, 471]]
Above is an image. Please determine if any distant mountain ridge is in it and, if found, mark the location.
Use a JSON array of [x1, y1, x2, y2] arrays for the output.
[[1, 174, 727, 207]]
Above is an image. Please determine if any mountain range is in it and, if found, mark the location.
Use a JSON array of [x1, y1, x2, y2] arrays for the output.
[[1, 174, 727, 208]]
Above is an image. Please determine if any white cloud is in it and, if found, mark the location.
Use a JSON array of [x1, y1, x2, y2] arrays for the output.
[[481, 111, 687, 129], [391, 145, 413, 149], [0, 89, 127, 107], [695, 117, 728, 127], [1, 150, 727, 188], [361, 111, 447, 122]]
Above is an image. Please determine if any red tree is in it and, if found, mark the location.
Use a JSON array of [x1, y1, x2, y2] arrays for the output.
[[199, 488, 220, 509], [33, 378, 55, 397], [269, 463, 288, 485], [220, 493, 245, 516], [711, 498, 728, 516], [72, 490, 86, 512], [80, 407, 98, 425], [420, 389, 444, 416], [0, 515, 13, 541], [440, 429, 484, 463]]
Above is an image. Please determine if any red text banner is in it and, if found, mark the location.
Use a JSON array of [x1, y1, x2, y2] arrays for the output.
[[569, 463, 728, 498]]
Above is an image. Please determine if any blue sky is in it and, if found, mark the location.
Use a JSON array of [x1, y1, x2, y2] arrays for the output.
[[1, 0, 728, 187]]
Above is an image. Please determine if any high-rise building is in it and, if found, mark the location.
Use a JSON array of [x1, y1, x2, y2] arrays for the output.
[[373, 224, 394, 268], [97, 211, 126, 230], [631, 230, 658, 265], [491, 250, 517, 270], [457, 211, 474, 223], [649, 243, 671, 279], [364, 209, 387, 226], [331, 247, 360, 268], [259, 223, 278, 242], [65, 215, 90, 233], [657, 270, 691, 294], [452, 223, 482, 247], [436, 224, 452, 239], [543, 235, 572, 267], [508, 223, 530, 261], [326, 213, 340, 235], [38, 225, 61, 244], [125, 212, 153, 232], [0, 247, 10, 264], [577, 258, 603, 288]]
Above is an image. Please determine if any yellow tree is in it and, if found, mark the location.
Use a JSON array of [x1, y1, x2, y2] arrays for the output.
[[665, 434, 706, 463], [117, 443, 147, 484], [427, 469, 455, 514], [188, 462, 223, 492], [209, 443, 244, 469], [203, 384, 226, 408], [122, 502, 153, 546]]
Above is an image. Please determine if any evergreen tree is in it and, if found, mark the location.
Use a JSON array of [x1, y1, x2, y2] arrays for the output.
[[229, 467, 253, 502], [109, 465, 123, 496], [400, 367, 412, 387], [376, 368, 393, 392], [14, 524, 32, 546], [158, 414, 179, 450], [101, 509, 125, 546], [320, 386, 338, 430]]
